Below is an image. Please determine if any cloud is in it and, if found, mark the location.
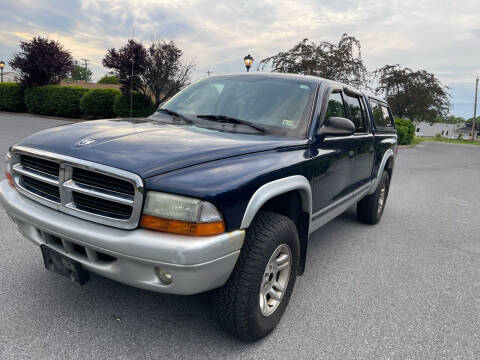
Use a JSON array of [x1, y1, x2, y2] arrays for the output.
[[0, 0, 478, 117]]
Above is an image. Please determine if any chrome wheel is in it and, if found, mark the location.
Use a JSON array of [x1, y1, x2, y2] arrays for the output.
[[259, 244, 292, 317], [377, 184, 386, 217]]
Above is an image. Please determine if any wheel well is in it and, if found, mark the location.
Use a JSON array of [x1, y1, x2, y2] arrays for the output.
[[258, 190, 309, 275], [385, 156, 394, 180]]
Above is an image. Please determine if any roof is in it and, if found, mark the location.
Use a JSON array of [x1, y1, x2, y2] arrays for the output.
[[208, 72, 323, 86], [206, 72, 384, 101]]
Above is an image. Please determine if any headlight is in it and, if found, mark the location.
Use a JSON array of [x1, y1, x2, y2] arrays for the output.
[[140, 192, 225, 236], [4, 149, 14, 188]]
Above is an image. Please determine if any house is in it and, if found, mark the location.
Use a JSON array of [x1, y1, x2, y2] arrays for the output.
[[414, 121, 464, 138], [1, 71, 16, 82], [455, 123, 480, 139]]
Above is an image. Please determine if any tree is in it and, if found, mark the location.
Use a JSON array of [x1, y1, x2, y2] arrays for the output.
[[143, 40, 194, 107], [9, 36, 74, 87], [70, 63, 92, 81], [374, 64, 451, 123], [258, 34, 369, 88], [445, 115, 465, 124], [102, 39, 194, 107], [102, 39, 148, 95]]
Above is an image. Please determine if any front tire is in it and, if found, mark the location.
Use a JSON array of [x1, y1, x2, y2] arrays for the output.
[[214, 211, 300, 341], [357, 170, 390, 224]]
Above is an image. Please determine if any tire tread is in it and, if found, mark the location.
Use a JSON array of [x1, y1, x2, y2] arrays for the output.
[[215, 211, 298, 340]]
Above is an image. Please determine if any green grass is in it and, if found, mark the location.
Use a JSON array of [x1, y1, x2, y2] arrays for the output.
[[411, 137, 425, 146], [421, 137, 480, 145]]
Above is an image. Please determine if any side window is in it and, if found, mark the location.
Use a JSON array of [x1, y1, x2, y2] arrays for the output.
[[343, 93, 367, 133], [380, 105, 393, 128], [370, 100, 394, 129], [325, 92, 346, 119]]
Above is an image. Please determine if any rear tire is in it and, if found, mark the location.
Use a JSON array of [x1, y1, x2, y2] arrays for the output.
[[357, 170, 390, 224], [214, 211, 300, 341]]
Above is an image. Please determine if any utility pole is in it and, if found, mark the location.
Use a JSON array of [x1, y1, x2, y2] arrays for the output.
[[80, 58, 90, 82], [206, 70, 213, 76], [473, 77, 478, 141], [130, 56, 134, 118], [130, 27, 135, 118]]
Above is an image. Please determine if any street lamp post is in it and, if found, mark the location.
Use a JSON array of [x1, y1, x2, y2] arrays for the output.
[[0, 61, 5, 83], [243, 54, 254, 72]]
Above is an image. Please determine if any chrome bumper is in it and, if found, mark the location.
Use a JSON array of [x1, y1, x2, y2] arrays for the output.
[[0, 180, 245, 295]]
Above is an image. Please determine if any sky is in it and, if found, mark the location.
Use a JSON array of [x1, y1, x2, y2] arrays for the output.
[[0, 0, 478, 118]]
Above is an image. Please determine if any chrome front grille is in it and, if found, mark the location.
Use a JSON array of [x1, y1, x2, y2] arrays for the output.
[[22, 175, 61, 202], [10, 146, 144, 229]]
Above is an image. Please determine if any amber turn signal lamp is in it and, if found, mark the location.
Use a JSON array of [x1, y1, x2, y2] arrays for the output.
[[140, 215, 225, 236], [5, 171, 14, 188]]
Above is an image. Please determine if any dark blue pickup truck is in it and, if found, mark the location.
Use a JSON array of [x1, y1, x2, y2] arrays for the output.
[[1, 73, 397, 340]]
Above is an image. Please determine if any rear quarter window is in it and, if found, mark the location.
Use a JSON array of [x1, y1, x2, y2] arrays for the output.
[[370, 99, 394, 130]]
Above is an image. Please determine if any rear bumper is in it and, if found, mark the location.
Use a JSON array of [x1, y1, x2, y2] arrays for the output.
[[0, 180, 245, 295]]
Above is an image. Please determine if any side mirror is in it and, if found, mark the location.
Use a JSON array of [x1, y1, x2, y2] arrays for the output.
[[318, 117, 355, 137]]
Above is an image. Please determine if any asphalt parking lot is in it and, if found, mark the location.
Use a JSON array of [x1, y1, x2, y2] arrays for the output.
[[0, 112, 479, 359]]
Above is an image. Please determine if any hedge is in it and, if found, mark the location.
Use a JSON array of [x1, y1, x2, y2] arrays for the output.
[[3, 84, 155, 119], [113, 92, 155, 118], [395, 117, 415, 145], [97, 75, 121, 84], [0, 83, 24, 112], [80, 89, 121, 119], [25, 85, 89, 118]]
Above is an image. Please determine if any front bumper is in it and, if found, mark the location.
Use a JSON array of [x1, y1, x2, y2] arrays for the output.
[[0, 180, 245, 295]]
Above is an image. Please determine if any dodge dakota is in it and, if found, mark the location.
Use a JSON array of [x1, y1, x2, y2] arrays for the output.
[[0, 73, 397, 340]]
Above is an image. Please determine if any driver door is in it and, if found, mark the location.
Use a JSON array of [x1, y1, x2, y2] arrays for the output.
[[310, 89, 357, 217]]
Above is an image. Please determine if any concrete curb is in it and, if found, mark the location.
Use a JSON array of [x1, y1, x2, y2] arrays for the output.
[[0, 111, 85, 122]]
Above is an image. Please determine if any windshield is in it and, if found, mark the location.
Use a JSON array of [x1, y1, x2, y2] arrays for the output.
[[154, 75, 316, 138]]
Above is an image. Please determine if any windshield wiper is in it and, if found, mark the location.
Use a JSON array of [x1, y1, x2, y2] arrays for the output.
[[196, 114, 266, 133], [157, 108, 194, 124]]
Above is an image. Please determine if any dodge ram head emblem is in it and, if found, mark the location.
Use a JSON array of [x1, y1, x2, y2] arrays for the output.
[[78, 138, 96, 146]]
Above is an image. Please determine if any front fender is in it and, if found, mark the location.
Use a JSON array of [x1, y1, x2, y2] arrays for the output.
[[144, 147, 312, 231], [240, 175, 311, 228]]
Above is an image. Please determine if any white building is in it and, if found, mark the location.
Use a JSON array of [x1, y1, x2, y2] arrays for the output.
[[415, 122, 464, 138], [1, 71, 16, 82]]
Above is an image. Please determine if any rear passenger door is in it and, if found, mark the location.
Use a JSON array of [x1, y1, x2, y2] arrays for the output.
[[342, 91, 375, 190], [369, 99, 397, 176]]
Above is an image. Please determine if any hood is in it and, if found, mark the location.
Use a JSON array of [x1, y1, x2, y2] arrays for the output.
[[17, 118, 306, 178]]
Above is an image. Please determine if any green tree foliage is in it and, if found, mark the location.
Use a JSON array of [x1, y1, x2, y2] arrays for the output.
[[0, 83, 24, 112], [465, 117, 479, 126], [444, 115, 465, 124], [97, 75, 121, 84], [9, 36, 74, 87], [24, 85, 88, 118], [374, 65, 451, 123], [395, 117, 415, 145], [258, 34, 369, 88], [113, 92, 155, 118], [70, 63, 92, 81], [80, 89, 121, 118]]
